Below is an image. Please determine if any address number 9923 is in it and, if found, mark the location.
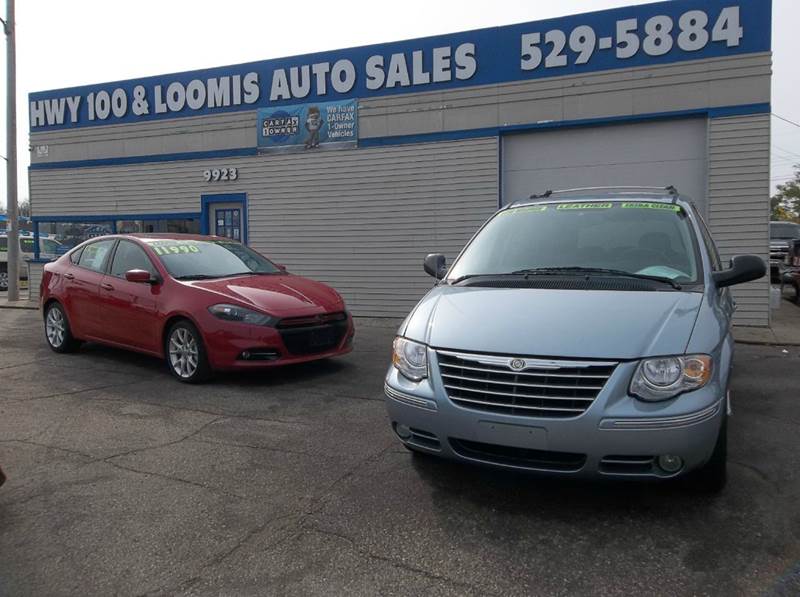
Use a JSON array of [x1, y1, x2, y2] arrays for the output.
[[203, 167, 238, 182]]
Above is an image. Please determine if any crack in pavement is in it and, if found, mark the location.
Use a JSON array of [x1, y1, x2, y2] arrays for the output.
[[142, 440, 398, 595], [101, 416, 226, 462], [188, 437, 312, 456], [3, 378, 151, 404], [103, 459, 247, 501], [309, 526, 495, 595], [0, 417, 248, 502], [73, 395, 311, 427], [0, 438, 96, 461], [138, 512, 304, 597]]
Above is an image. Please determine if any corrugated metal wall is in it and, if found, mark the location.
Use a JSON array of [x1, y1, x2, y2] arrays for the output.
[[247, 138, 499, 317], [30, 138, 500, 317], [708, 114, 771, 327]]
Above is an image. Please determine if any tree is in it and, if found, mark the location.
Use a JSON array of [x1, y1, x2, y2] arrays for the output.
[[771, 164, 800, 222], [18, 199, 30, 218]]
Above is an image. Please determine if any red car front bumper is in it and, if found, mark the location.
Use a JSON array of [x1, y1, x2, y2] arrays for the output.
[[198, 311, 355, 371]]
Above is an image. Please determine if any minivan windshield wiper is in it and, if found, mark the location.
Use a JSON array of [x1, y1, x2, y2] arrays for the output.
[[510, 267, 683, 290]]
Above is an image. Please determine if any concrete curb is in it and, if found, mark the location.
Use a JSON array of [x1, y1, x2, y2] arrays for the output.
[[0, 301, 38, 311]]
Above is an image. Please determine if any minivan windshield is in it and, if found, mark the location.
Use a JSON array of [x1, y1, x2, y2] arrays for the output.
[[770, 222, 800, 240], [447, 201, 700, 285], [144, 238, 280, 280]]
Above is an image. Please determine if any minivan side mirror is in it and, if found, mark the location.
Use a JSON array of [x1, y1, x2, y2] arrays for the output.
[[125, 269, 158, 284], [712, 255, 766, 288], [423, 254, 447, 280]]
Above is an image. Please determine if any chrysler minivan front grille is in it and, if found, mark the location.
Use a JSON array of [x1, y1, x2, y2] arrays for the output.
[[436, 350, 617, 418]]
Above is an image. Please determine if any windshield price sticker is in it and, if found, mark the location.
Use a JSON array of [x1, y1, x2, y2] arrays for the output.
[[621, 202, 682, 212], [151, 245, 201, 256], [148, 240, 202, 256], [507, 206, 549, 215], [521, 6, 744, 73], [556, 203, 613, 210]]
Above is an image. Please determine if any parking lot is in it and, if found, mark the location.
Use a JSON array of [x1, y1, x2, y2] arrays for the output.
[[0, 307, 799, 596]]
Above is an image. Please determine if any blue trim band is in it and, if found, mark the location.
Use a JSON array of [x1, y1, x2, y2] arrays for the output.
[[31, 212, 201, 223], [28, 103, 770, 171], [30, 147, 257, 171]]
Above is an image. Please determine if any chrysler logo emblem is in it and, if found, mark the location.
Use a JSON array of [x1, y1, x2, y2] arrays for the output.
[[509, 358, 525, 371]]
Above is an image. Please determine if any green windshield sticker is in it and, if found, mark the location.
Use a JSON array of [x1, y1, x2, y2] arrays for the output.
[[621, 202, 682, 212], [150, 244, 201, 256], [504, 206, 548, 215], [556, 203, 613, 210]]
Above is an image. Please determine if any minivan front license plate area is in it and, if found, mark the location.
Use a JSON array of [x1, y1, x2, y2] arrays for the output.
[[476, 421, 548, 450]]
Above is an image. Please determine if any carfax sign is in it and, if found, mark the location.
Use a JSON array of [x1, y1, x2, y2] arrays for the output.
[[257, 100, 357, 152], [29, 0, 771, 131]]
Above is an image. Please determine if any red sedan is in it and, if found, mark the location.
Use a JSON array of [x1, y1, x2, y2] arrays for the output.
[[40, 234, 354, 382]]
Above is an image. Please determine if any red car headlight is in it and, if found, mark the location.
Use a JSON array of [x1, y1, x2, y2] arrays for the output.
[[208, 304, 277, 326]]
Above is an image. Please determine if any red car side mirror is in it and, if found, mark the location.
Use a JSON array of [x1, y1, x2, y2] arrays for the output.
[[125, 269, 155, 284], [276, 264, 288, 272]]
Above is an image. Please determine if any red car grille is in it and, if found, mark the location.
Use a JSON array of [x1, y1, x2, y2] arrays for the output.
[[276, 312, 348, 356]]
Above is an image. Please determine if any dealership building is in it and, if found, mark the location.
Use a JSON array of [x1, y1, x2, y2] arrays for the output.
[[28, 0, 772, 324]]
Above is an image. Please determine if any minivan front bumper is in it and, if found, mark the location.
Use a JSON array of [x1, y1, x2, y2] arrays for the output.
[[383, 353, 726, 480]]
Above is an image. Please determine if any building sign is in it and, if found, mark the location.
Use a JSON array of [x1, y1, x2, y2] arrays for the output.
[[29, 0, 771, 131], [257, 100, 357, 153]]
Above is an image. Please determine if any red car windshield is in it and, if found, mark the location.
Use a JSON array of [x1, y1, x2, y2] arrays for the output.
[[145, 239, 280, 280]]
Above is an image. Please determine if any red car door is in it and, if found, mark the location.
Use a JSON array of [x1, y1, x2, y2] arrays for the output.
[[98, 239, 162, 353], [66, 239, 117, 339]]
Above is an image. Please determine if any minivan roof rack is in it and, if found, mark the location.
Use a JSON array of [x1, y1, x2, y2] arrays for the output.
[[528, 186, 679, 200]]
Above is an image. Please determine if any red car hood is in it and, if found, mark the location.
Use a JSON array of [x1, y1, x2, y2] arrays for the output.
[[186, 274, 345, 317]]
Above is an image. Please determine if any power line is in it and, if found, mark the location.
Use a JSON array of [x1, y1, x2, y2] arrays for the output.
[[773, 144, 800, 159], [773, 113, 800, 129]]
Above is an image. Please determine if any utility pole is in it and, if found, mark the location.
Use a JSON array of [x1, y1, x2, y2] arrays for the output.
[[2, 0, 18, 301]]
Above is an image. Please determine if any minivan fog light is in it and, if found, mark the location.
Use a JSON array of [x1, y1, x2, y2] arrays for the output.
[[630, 354, 712, 401], [657, 454, 684, 473], [394, 423, 413, 440]]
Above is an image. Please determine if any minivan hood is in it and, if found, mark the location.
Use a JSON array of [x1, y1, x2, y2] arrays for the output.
[[185, 274, 344, 316], [402, 286, 703, 360]]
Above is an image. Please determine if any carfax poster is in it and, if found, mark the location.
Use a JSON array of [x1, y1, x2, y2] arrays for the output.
[[257, 99, 358, 152]]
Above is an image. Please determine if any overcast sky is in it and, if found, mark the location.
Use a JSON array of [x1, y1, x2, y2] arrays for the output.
[[1, 0, 798, 209]]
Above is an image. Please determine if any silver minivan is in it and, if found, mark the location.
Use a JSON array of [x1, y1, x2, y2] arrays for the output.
[[384, 188, 765, 491]]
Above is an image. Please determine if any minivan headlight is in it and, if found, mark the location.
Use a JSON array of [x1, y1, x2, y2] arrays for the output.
[[630, 355, 712, 401], [392, 337, 428, 381], [208, 304, 276, 326]]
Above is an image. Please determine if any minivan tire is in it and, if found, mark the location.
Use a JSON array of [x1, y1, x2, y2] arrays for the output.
[[165, 320, 211, 383], [44, 302, 82, 353], [0, 264, 7, 292], [689, 415, 727, 494]]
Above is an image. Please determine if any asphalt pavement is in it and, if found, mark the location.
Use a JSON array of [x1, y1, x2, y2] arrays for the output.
[[1, 308, 799, 596]]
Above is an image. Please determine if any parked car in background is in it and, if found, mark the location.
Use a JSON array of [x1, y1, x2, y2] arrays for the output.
[[385, 187, 765, 492], [40, 234, 354, 382], [0, 233, 62, 291], [783, 238, 800, 303], [770, 221, 800, 283]]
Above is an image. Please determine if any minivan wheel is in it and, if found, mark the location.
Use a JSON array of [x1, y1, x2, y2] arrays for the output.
[[44, 302, 82, 353], [0, 266, 7, 291], [166, 320, 211, 383], [689, 416, 727, 494]]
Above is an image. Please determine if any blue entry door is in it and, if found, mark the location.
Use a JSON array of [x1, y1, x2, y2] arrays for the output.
[[202, 194, 247, 243]]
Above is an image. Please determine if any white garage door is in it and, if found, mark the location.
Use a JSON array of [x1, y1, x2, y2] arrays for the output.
[[502, 118, 708, 213]]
